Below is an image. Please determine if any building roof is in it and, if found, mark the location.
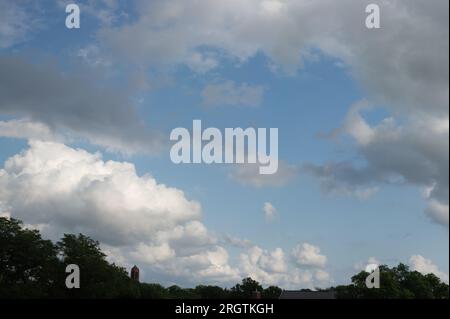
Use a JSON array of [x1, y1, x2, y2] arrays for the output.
[[279, 290, 336, 299]]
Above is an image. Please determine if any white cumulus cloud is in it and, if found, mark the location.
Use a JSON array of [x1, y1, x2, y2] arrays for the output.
[[292, 243, 327, 268], [0, 140, 240, 285]]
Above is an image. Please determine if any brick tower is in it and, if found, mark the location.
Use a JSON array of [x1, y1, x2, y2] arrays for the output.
[[130, 265, 140, 282]]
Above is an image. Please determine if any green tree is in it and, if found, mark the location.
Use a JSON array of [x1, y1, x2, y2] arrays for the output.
[[167, 285, 199, 299], [335, 263, 449, 299], [230, 277, 263, 299], [263, 286, 282, 299], [139, 283, 169, 299], [0, 217, 62, 298], [57, 233, 139, 298], [195, 285, 229, 299]]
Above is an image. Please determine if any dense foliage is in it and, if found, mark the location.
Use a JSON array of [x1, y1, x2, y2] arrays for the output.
[[0, 217, 448, 299], [335, 264, 449, 299]]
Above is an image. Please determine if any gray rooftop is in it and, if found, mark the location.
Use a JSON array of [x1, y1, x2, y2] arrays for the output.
[[279, 290, 336, 299]]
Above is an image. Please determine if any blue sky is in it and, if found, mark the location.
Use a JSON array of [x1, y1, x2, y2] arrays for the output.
[[0, 0, 448, 288]]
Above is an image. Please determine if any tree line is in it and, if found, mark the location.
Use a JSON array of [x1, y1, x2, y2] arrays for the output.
[[0, 217, 448, 299]]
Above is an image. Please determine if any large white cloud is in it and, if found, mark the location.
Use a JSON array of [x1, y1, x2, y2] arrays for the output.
[[0, 140, 239, 284], [0, 140, 330, 287], [0, 140, 202, 243]]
